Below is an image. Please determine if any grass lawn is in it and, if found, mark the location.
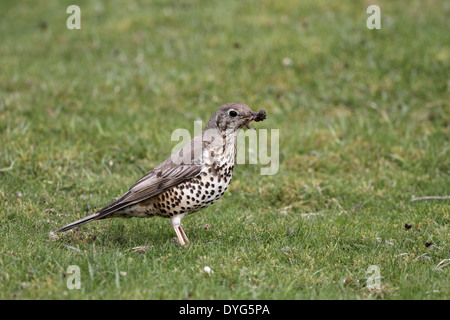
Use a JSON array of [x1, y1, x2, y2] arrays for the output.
[[0, 0, 448, 300]]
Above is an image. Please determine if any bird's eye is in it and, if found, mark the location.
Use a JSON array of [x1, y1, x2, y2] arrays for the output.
[[228, 110, 238, 117]]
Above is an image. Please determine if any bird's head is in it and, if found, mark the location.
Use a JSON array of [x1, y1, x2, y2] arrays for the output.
[[206, 103, 266, 133]]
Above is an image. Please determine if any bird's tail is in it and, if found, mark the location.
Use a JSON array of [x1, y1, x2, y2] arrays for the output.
[[56, 190, 133, 232], [56, 211, 106, 232]]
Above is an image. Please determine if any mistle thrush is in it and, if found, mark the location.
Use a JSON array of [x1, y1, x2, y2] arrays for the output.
[[57, 103, 266, 245]]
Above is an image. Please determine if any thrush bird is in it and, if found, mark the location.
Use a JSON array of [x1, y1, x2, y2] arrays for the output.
[[57, 103, 266, 245]]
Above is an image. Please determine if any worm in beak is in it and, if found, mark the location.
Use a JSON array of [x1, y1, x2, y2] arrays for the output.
[[245, 109, 267, 129]]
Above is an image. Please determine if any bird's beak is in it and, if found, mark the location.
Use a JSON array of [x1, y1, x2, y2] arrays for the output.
[[244, 110, 266, 129], [243, 112, 256, 130]]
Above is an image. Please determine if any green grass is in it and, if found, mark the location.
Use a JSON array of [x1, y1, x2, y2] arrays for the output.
[[0, 0, 449, 300]]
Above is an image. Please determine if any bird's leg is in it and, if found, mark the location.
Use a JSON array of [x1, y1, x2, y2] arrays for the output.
[[171, 216, 188, 246], [173, 225, 186, 246], [178, 225, 190, 244]]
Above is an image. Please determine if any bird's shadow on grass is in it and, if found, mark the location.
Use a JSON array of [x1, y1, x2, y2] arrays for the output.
[[53, 218, 249, 252], [53, 219, 193, 251]]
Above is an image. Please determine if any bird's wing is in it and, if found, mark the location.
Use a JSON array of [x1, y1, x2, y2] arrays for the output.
[[97, 163, 201, 215], [56, 158, 202, 232], [92, 133, 207, 217]]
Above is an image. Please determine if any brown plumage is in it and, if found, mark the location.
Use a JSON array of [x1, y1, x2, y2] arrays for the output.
[[57, 103, 266, 245]]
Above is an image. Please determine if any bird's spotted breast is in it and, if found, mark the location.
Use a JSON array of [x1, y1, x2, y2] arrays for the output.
[[133, 161, 235, 218]]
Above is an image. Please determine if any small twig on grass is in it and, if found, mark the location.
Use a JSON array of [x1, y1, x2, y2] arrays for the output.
[[0, 160, 15, 172], [410, 196, 450, 202]]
